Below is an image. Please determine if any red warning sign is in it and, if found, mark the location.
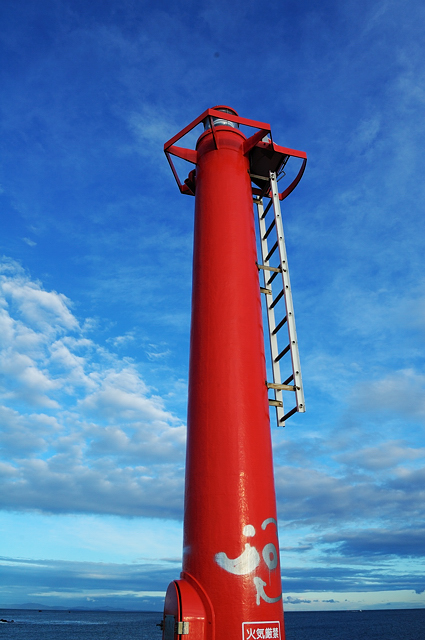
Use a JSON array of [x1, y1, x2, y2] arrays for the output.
[[242, 621, 281, 640]]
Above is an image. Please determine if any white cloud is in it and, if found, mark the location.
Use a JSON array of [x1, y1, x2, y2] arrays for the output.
[[126, 105, 181, 171], [348, 115, 381, 155], [107, 332, 135, 348], [1, 265, 78, 334], [22, 237, 37, 247], [350, 368, 425, 420], [0, 259, 185, 517], [335, 440, 425, 471]]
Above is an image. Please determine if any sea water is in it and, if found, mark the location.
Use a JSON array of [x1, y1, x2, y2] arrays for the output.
[[0, 608, 424, 640], [0, 610, 162, 640]]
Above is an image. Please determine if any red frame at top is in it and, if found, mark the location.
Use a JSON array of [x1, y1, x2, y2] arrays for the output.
[[164, 107, 306, 200]]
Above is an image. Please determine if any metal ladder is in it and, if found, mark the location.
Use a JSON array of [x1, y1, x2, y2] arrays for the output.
[[254, 171, 305, 426]]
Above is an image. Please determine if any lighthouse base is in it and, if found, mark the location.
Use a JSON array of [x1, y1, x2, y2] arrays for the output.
[[162, 576, 209, 640]]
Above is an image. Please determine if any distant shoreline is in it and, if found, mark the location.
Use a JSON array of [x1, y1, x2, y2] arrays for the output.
[[1, 606, 424, 613]]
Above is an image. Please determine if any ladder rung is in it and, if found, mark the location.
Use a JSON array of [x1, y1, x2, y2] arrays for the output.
[[263, 219, 276, 240], [280, 406, 297, 423], [283, 374, 294, 385], [269, 289, 284, 309], [267, 383, 296, 391], [265, 241, 278, 262], [266, 270, 279, 286], [257, 264, 281, 273], [272, 316, 287, 335], [260, 287, 272, 295], [261, 199, 273, 219], [275, 344, 291, 362], [269, 399, 283, 407], [250, 173, 269, 182]]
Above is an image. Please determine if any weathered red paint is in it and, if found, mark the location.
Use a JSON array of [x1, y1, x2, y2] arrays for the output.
[[162, 107, 304, 640]]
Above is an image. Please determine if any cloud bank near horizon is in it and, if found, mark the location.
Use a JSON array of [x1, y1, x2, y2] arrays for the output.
[[0, 259, 185, 520], [1, 258, 424, 593]]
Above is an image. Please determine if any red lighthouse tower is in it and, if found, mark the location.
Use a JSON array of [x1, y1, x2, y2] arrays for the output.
[[162, 108, 306, 640]]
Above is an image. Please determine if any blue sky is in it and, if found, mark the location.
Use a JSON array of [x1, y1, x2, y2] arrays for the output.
[[0, 0, 424, 613]]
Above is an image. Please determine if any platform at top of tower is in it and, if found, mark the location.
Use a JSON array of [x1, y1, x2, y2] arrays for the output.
[[249, 140, 289, 189]]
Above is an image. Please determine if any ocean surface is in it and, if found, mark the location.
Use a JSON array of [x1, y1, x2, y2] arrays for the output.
[[0, 608, 424, 640]]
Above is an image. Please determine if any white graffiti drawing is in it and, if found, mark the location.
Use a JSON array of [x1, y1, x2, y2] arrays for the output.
[[261, 518, 277, 530], [215, 543, 260, 575], [253, 577, 282, 605], [262, 542, 278, 570], [215, 519, 282, 605], [243, 524, 256, 537]]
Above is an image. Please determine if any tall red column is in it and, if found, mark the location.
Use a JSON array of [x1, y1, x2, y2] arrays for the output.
[[162, 108, 287, 640]]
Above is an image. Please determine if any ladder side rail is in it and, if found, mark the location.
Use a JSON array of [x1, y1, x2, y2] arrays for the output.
[[269, 172, 306, 416], [255, 197, 285, 425]]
